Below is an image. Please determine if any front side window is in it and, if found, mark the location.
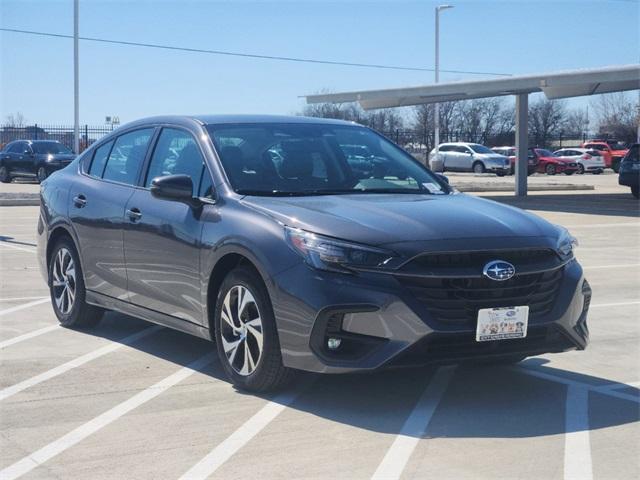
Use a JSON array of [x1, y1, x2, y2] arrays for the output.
[[145, 128, 205, 195], [102, 129, 154, 185], [207, 123, 447, 196]]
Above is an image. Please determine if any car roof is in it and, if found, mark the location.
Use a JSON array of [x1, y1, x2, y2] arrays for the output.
[[119, 114, 358, 130]]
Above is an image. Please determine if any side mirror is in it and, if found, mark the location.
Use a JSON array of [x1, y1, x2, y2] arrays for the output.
[[150, 174, 195, 204], [436, 173, 449, 184]]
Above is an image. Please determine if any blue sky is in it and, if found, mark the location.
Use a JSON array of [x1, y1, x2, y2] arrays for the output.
[[1, 0, 639, 125]]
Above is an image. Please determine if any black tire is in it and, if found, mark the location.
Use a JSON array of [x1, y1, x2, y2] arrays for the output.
[[214, 266, 294, 392], [564, 171, 574, 176], [472, 162, 485, 174], [545, 164, 556, 175], [632, 186, 639, 200], [48, 238, 103, 329], [496, 173, 505, 177], [37, 166, 48, 183], [612, 159, 621, 173], [0, 165, 11, 183], [593, 169, 603, 175], [577, 164, 585, 175]]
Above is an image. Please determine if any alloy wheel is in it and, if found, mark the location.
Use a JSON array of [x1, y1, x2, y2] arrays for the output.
[[220, 285, 264, 376], [52, 248, 76, 315]]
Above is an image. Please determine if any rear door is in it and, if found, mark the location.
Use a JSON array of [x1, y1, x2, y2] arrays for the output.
[[123, 127, 210, 325], [69, 128, 155, 300]]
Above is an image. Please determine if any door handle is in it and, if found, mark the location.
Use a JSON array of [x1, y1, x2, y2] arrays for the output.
[[73, 195, 87, 208], [126, 208, 142, 222]]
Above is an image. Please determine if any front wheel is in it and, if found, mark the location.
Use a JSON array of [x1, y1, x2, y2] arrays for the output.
[[577, 164, 585, 175], [612, 159, 621, 173], [37, 166, 48, 183], [0, 166, 11, 183], [545, 164, 556, 175], [632, 186, 639, 200], [214, 267, 294, 392], [472, 162, 486, 174], [49, 239, 103, 328]]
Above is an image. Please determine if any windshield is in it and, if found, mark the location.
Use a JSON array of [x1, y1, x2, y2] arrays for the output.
[[469, 144, 495, 154], [31, 142, 72, 154], [206, 123, 448, 196], [536, 149, 554, 157]]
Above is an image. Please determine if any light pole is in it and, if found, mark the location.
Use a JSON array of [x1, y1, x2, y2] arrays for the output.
[[73, 0, 79, 154], [434, 4, 453, 168]]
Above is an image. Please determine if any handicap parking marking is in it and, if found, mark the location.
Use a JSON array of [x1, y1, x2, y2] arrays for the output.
[[0, 352, 215, 480]]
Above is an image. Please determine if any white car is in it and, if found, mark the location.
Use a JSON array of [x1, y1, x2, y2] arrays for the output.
[[553, 148, 605, 174], [429, 142, 511, 175]]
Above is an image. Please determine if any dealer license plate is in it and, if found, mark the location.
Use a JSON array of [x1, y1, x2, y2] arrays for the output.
[[476, 306, 529, 342]]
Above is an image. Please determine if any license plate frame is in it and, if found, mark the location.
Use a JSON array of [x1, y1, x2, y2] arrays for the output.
[[476, 306, 529, 342]]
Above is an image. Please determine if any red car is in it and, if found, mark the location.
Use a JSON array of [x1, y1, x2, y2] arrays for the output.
[[531, 148, 580, 175], [582, 140, 629, 172], [491, 146, 538, 175]]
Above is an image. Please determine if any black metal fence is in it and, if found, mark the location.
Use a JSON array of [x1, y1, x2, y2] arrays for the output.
[[0, 124, 114, 152]]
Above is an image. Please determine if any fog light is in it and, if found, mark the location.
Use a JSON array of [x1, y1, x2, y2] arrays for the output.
[[327, 338, 342, 350]]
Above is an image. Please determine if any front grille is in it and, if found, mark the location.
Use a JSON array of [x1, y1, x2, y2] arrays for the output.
[[397, 265, 563, 328], [408, 248, 557, 271]]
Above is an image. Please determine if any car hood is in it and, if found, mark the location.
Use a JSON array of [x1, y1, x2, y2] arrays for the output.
[[241, 193, 560, 255]]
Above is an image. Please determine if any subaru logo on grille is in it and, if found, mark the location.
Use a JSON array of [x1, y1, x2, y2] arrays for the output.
[[483, 260, 515, 281]]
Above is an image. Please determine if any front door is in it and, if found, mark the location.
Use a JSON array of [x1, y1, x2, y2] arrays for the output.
[[123, 127, 210, 325]]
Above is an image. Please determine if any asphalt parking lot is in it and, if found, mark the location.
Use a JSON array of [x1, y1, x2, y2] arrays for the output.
[[0, 176, 639, 480]]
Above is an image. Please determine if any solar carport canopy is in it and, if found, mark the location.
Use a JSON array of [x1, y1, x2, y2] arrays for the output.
[[304, 64, 640, 109]]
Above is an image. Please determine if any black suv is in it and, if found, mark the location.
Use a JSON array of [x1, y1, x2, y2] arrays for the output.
[[37, 115, 591, 392], [0, 140, 76, 183]]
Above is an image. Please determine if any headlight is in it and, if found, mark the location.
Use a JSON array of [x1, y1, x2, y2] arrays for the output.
[[556, 225, 578, 258], [284, 226, 396, 273]]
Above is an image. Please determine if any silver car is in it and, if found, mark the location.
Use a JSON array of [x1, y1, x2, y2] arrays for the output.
[[429, 142, 511, 176]]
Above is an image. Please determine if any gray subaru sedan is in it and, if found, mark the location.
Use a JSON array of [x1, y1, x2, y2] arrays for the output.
[[37, 115, 591, 392]]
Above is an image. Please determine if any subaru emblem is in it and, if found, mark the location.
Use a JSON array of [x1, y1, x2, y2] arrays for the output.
[[483, 260, 515, 281]]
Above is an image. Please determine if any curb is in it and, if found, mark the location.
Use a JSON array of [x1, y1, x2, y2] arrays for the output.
[[0, 197, 40, 206]]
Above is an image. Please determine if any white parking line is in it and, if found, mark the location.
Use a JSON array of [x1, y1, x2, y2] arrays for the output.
[[0, 326, 162, 401], [0, 296, 49, 302], [0, 325, 59, 349], [179, 385, 307, 480], [583, 263, 640, 270], [564, 385, 592, 480], [0, 352, 214, 480], [0, 298, 49, 317], [370, 366, 456, 480], [590, 301, 640, 308], [0, 242, 36, 253]]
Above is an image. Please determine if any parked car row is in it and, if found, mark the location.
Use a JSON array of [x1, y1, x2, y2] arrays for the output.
[[582, 139, 629, 173], [0, 140, 76, 183]]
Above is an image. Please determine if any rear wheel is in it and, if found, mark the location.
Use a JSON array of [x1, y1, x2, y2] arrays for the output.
[[612, 159, 621, 173], [37, 166, 48, 183], [0, 166, 11, 183], [632, 186, 639, 200], [545, 164, 556, 175], [472, 162, 485, 174], [49, 238, 103, 328], [214, 266, 294, 392], [577, 164, 585, 175]]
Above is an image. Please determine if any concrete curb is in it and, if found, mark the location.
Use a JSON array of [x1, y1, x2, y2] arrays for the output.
[[0, 196, 40, 206], [456, 184, 595, 192]]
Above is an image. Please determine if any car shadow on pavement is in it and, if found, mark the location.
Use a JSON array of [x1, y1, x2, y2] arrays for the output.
[[0, 236, 37, 248], [485, 193, 640, 218], [86, 312, 639, 440]]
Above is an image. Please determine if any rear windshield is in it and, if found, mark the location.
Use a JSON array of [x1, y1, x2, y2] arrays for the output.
[[206, 123, 448, 196]]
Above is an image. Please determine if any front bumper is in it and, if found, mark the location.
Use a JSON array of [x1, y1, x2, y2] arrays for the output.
[[272, 259, 590, 373]]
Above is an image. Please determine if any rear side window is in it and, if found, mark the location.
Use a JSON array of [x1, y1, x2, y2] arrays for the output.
[[89, 141, 113, 177], [103, 129, 154, 185], [144, 128, 205, 195]]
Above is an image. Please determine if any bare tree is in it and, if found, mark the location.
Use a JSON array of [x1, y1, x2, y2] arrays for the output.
[[5, 112, 26, 127], [300, 101, 406, 132], [528, 98, 567, 148], [564, 108, 590, 138], [591, 92, 640, 143]]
